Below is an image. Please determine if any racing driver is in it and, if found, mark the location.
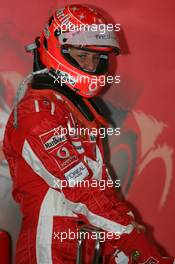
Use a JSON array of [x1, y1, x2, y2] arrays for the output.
[[3, 4, 175, 264]]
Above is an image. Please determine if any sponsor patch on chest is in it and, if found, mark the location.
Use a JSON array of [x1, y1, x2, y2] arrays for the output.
[[64, 162, 89, 186], [50, 142, 79, 170], [39, 126, 66, 151]]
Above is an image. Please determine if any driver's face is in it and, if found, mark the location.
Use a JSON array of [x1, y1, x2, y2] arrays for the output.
[[69, 47, 101, 73]]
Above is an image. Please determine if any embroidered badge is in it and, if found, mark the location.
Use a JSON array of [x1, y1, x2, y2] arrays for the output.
[[57, 147, 70, 159], [64, 162, 89, 186], [50, 142, 78, 170], [39, 126, 66, 151]]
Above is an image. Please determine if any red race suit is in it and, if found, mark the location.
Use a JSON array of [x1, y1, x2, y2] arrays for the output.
[[3, 87, 175, 264]]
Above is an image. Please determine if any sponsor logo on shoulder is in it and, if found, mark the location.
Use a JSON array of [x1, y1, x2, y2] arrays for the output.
[[39, 126, 66, 150]]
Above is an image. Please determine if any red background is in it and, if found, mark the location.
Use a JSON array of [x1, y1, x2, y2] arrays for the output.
[[0, 0, 174, 259]]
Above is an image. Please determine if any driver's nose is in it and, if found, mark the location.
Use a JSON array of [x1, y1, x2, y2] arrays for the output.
[[83, 56, 97, 72]]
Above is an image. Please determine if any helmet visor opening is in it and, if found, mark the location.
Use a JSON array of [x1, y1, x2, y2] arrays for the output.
[[61, 46, 109, 74]]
